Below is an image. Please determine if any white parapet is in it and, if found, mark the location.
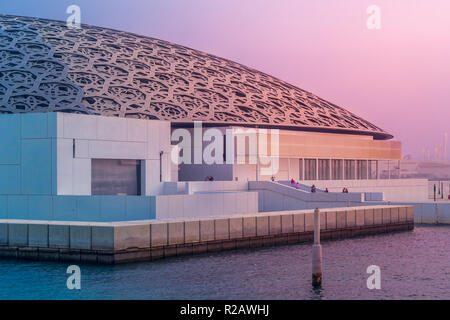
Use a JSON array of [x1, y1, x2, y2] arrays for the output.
[[302, 179, 429, 202], [153, 191, 259, 219]]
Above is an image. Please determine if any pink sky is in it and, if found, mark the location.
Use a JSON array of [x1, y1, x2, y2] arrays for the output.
[[153, 0, 450, 160], [2, 0, 450, 159]]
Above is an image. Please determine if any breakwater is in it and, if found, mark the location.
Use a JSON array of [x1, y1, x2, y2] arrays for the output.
[[0, 205, 414, 264]]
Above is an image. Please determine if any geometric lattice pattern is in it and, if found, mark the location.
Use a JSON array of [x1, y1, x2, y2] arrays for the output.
[[0, 15, 391, 139]]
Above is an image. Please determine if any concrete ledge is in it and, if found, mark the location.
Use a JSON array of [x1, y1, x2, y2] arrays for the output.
[[70, 225, 91, 250], [281, 214, 293, 234], [304, 212, 314, 231], [8, 224, 28, 246], [214, 219, 229, 241], [293, 214, 305, 232], [229, 217, 243, 239], [0, 205, 414, 264], [326, 211, 336, 229], [168, 222, 184, 245], [336, 211, 346, 228], [199, 220, 214, 241], [48, 225, 69, 248], [115, 224, 150, 250], [243, 216, 256, 237], [92, 226, 114, 250], [28, 224, 48, 247], [151, 223, 168, 246], [184, 221, 199, 243], [0, 224, 7, 245], [269, 215, 281, 234]]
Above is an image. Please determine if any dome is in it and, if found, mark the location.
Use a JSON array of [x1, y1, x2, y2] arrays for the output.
[[0, 14, 392, 139]]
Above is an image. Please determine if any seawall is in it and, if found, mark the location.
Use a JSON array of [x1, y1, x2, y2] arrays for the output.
[[393, 202, 450, 224], [0, 205, 414, 264]]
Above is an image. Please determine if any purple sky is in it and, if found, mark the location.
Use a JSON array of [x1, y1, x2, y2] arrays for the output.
[[1, 0, 449, 159]]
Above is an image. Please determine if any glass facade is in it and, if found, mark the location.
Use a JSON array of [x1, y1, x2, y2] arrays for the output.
[[304, 159, 317, 180], [369, 160, 377, 179], [318, 159, 330, 180], [331, 159, 343, 180], [356, 160, 368, 180], [344, 160, 356, 180], [92, 159, 142, 195], [299, 158, 304, 180], [294, 158, 381, 181], [378, 160, 391, 179]]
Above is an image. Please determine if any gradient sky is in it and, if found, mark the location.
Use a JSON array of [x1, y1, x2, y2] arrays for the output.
[[1, 0, 449, 159]]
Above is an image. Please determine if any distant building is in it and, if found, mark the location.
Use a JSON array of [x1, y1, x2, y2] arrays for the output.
[[396, 161, 450, 180]]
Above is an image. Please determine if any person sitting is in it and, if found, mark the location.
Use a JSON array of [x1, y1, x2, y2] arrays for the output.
[[271, 176, 275, 182], [342, 187, 347, 193], [311, 184, 317, 193], [295, 182, 300, 189], [325, 188, 329, 193], [290, 178, 295, 186]]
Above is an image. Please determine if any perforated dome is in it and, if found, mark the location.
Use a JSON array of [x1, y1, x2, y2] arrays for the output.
[[0, 15, 392, 139]]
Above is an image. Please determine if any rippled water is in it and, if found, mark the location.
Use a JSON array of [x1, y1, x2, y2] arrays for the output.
[[0, 225, 449, 300]]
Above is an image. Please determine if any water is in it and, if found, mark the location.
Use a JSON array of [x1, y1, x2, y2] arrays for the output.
[[0, 225, 449, 300]]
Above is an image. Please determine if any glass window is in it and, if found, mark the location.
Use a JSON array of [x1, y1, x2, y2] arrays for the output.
[[304, 159, 317, 180], [357, 160, 368, 179], [331, 159, 343, 180], [299, 158, 304, 180], [318, 159, 330, 180], [92, 159, 142, 195], [368, 160, 377, 179], [344, 160, 355, 180], [378, 160, 390, 179], [390, 160, 400, 179]]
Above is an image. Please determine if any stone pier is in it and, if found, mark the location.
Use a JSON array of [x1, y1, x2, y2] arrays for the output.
[[0, 205, 414, 264]]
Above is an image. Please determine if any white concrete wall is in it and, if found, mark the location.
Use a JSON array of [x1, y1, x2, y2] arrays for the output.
[[249, 181, 364, 212], [56, 113, 172, 196], [302, 179, 428, 202], [162, 181, 249, 195], [394, 202, 450, 224], [232, 158, 291, 182], [428, 181, 450, 200], [186, 181, 249, 194], [154, 191, 258, 219]]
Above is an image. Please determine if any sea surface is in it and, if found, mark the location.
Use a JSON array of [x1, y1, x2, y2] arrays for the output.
[[0, 225, 449, 300]]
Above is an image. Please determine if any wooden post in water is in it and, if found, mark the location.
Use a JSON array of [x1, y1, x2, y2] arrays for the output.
[[312, 208, 322, 286]]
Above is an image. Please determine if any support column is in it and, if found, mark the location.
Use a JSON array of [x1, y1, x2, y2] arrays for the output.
[[376, 161, 379, 180], [312, 208, 322, 287], [288, 158, 291, 180], [366, 160, 369, 180], [388, 161, 391, 180], [302, 158, 305, 180], [329, 158, 332, 180], [315, 158, 319, 181]]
